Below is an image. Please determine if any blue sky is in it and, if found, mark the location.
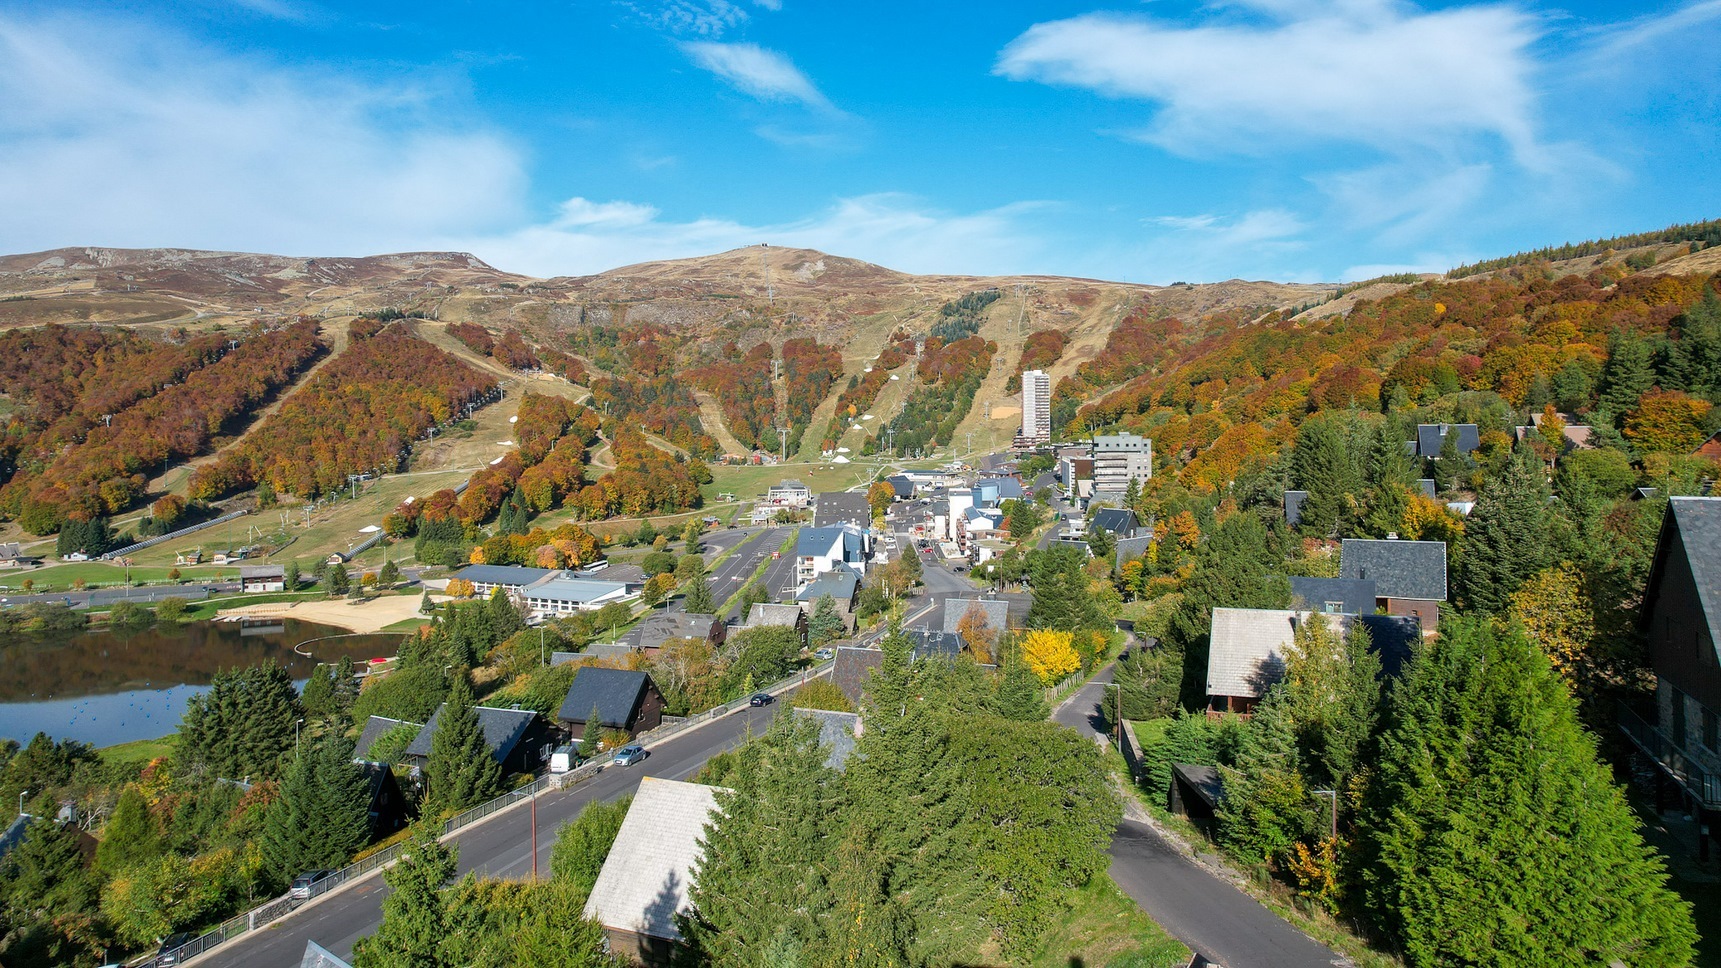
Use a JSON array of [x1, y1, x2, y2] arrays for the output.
[[1, 0, 1717, 283]]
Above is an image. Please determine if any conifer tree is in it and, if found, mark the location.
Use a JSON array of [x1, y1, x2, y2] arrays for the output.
[[683, 571, 716, 614], [1166, 513, 1290, 707], [378, 559, 401, 587], [428, 676, 504, 813], [808, 594, 846, 647], [325, 564, 350, 596], [1291, 416, 1359, 537], [578, 703, 603, 757], [262, 736, 371, 883], [1597, 329, 1658, 426], [419, 588, 435, 615], [178, 662, 304, 780], [1667, 285, 1721, 402], [485, 586, 524, 644], [1358, 617, 1695, 966], [1454, 443, 1553, 613], [96, 785, 162, 875], [283, 559, 301, 590], [991, 660, 1049, 722], [352, 822, 456, 968], [301, 665, 337, 720]]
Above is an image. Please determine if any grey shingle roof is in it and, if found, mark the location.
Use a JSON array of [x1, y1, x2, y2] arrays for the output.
[[794, 708, 861, 771], [832, 646, 885, 704], [1116, 534, 1153, 564], [558, 667, 654, 727], [352, 715, 422, 762], [1355, 613, 1422, 679], [583, 777, 725, 943], [908, 628, 965, 661], [1207, 608, 1420, 701], [746, 603, 804, 628], [941, 598, 1009, 635], [1288, 577, 1377, 617], [1091, 508, 1140, 537], [1283, 490, 1308, 527], [626, 611, 718, 650], [797, 570, 858, 603], [1417, 479, 1437, 499], [1416, 423, 1480, 458], [1644, 497, 1721, 652], [1339, 538, 1448, 601], [404, 705, 538, 762], [813, 492, 872, 528]]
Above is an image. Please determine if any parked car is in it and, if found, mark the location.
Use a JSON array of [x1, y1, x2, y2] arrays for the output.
[[813, 648, 835, 661], [612, 744, 647, 766], [748, 692, 774, 707], [290, 868, 336, 900], [157, 931, 200, 965]]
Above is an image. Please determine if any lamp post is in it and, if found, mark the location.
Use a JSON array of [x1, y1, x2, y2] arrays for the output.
[[1312, 789, 1338, 842], [295, 718, 305, 758], [18, 789, 28, 818], [539, 626, 547, 666], [1103, 681, 1122, 748]]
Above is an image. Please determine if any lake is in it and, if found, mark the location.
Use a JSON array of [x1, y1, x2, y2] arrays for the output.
[[0, 618, 401, 748]]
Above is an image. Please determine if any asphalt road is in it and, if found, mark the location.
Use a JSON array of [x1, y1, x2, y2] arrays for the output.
[[192, 695, 797, 968], [1055, 668, 1343, 968]]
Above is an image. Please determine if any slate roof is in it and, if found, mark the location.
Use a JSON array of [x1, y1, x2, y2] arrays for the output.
[[454, 564, 556, 587], [1283, 490, 1308, 528], [797, 570, 859, 604], [352, 715, 422, 762], [908, 628, 966, 661], [627, 611, 718, 650], [941, 598, 1009, 635], [240, 564, 286, 579], [300, 941, 354, 968], [1091, 508, 1141, 537], [1339, 538, 1448, 601], [813, 492, 872, 528], [832, 646, 886, 704], [1354, 613, 1422, 679], [0, 815, 28, 864], [1416, 423, 1480, 458], [1288, 577, 1377, 617], [975, 477, 1025, 501], [584, 777, 725, 943], [1642, 497, 1721, 652], [1173, 764, 1225, 810], [747, 603, 804, 628], [796, 525, 866, 560], [1417, 479, 1437, 499], [794, 708, 861, 771], [885, 475, 914, 499], [1115, 534, 1153, 564], [576, 562, 647, 586], [405, 705, 538, 763], [558, 667, 656, 727]]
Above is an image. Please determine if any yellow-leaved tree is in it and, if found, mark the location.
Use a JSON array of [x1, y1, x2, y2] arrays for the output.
[[1019, 629, 1080, 684]]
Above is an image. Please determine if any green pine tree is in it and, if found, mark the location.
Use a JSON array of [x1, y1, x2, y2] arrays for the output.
[[549, 796, 633, 895], [96, 785, 162, 875], [261, 736, 371, 885], [2, 817, 104, 965], [1357, 617, 1696, 966], [1454, 444, 1552, 613], [1597, 328, 1659, 427], [379, 560, 401, 587], [325, 564, 351, 596], [991, 661, 1049, 722], [419, 588, 435, 615], [177, 662, 304, 780], [429, 677, 504, 813], [1166, 513, 1290, 708], [578, 703, 603, 757], [1291, 415, 1360, 537], [301, 665, 337, 720], [283, 559, 301, 590], [808, 595, 846, 647], [683, 519, 704, 555], [683, 572, 716, 614], [352, 822, 457, 968]]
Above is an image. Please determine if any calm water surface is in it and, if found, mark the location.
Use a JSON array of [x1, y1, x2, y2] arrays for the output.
[[0, 618, 400, 748]]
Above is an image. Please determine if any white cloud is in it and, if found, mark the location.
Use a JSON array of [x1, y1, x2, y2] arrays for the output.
[[0, 13, 524, 256], [1589, 0, 1721, 55], [995, 4, 1543, 162], [680, 41, 834, 111], [447, 193, 1048, 278], [621, 0, 749, 38], [1133, 209, 1312, 281]]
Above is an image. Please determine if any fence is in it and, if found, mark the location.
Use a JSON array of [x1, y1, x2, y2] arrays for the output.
[[1619, 701, 1721, 809], [139, 661, 831, 967], [101, 509, 250, 560]]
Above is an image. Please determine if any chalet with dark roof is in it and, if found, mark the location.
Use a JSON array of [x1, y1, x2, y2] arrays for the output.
[[908, 628, 967, 661], [1283, 490, 1308, 528], [832, 646, 886, 706], [557, 667, 666, 740], [1115, 533, 1153, 566], [1091, 507, 1142, 538], [1625, 497, 1721, 853], [352, 715, 423, 763], [623, 610, 725, 655], [745, 603, 807, 648], [942, 598, 1009, 636], [1288, 577, 1377, 617], [813, 491, 873, 529], [1339, 538, 1447, 632], [1415, 423, 1480, 458], [403, 704, 554, 775]]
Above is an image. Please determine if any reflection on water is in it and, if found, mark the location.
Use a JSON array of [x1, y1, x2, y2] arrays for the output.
[[0, 618, 401, 748]]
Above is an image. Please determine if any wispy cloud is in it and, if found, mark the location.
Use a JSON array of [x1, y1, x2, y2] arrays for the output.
[[680, 41, 834, 111], [996, 3, 1544, 163], [0, 13, 523, 255], [620, 0, 749, 38], [1587, 0, 1721, 55]]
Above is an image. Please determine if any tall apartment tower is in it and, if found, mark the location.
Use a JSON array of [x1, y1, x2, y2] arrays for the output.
[[1021, 369, 1051, 441]]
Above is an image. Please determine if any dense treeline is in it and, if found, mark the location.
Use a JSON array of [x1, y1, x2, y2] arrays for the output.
[[689, 343, 777, 451], [578, 428, 705, 518], [1449, 217, 1721, 278], [0, 320, 325, 532], [820, 338, 911, 450], [447, 322, 542, 370], [778, 338, 842, 453], [589, 374, 717, 458], [870, 334, 996, 457], [1074, 271, 1721, 493], [1004, 328, 1069, 393], [928, 288, 1003, 343], [189, 322, 493, 499], [567, 321, 678, 376]]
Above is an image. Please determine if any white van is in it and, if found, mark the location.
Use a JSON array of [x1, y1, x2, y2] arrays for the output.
[[549, 744, 579, 774]]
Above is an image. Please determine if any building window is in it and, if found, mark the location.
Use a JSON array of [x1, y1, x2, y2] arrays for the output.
[[1705, 708, 1718, 752], [1672, 692, 1689, 747]]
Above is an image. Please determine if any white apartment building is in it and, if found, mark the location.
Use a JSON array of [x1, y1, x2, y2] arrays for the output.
[[1021, 369, 1051, 441], [1092, 433, 1153, 495]]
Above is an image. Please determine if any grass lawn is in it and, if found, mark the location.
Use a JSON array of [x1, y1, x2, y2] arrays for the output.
[[98, 734, 177, 769], [1024, 875, 1190, 968], [704, 461, 882, 504], [180, 589, 330, 620], [381, 617, 432, 633]]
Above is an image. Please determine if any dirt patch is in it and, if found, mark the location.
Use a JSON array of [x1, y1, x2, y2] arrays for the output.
[[216, 593, 439, 634]]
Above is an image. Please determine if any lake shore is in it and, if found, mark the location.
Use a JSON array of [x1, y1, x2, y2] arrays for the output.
[[214, 592, 443, 635]]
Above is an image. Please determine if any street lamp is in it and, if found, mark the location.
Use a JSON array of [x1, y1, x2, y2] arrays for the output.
[[295, 718, 305, 757], [1103, 682, 1123, 748], [539, 626, 547, 666], [18, 789, 28, 818]]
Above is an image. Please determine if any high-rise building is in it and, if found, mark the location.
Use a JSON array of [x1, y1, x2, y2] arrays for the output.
[[1091, 433, 1152, 495], [1020, 369, 1051, 442]]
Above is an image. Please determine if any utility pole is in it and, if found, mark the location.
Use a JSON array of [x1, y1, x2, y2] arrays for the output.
[[760, 244, 774, 306], [778, 427, 788, 465], [965, 431, 974, 456]]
